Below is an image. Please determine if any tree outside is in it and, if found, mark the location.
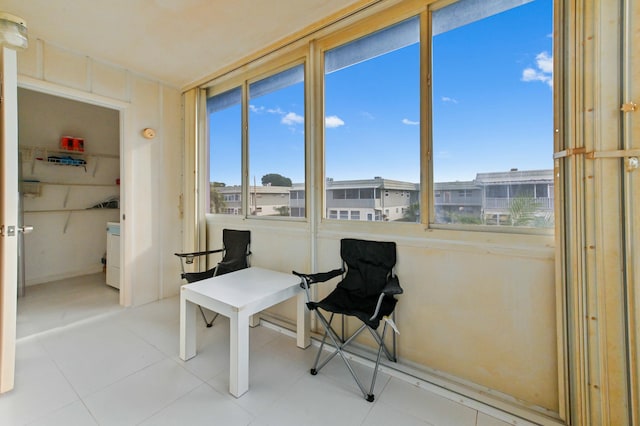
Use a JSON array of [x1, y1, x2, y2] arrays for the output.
[[210, 182, 226, 213], [261, 173, 292, 187]]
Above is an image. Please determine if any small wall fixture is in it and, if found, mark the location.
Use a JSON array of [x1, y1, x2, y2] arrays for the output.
[[0, 12, 28, 50], [142, 128, 156, 139]]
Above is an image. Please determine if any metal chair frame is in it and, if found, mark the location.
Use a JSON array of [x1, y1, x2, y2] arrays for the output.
[[175, 229, 251, 327], [293, 239, 402, 402]]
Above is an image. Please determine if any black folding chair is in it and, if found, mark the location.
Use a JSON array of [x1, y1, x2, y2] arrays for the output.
[[175, 229, 251, 327], [293, 238, 402, 402]]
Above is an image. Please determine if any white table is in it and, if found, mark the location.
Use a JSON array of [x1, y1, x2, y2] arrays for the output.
[[179, 267, 310, 397]]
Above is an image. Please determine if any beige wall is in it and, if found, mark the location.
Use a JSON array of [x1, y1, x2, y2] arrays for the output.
[[206, 214, 557, 415], [17, 37, 183, 305]]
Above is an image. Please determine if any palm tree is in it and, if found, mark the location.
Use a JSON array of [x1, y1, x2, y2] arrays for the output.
[[509, 195, 540, 226], [401, 202, 420, 222], [210, 182, 226, 213]]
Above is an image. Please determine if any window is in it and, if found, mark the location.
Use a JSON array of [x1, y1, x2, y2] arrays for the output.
[[431, 0, 554, 228], [249, 64, 305, 217], [324, 16, 420, 223], [345, 189, 359, 199], [203, 2, 554, 233], [360, 188, 374, 199], [208, 87, 242, 214], [207, 61, 307, 220]]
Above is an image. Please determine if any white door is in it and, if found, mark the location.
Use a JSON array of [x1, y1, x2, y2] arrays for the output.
[[0, 46, 19, 393]]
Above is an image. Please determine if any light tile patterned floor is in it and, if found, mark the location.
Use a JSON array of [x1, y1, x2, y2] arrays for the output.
[[2, 275, 539, 425]]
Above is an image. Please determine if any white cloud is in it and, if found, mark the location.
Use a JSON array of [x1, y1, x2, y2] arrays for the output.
[[282, 112, 304, 125], [252, 104, 304, 127], [536, 51, 553, 73], [522, 51, 553, 88], [267, 107, 285, 115], [325, 115, 345, 128], [442, 96, 458, 104], [402, 118, 419, 125]]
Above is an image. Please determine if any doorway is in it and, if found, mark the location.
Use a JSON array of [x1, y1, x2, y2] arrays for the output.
[[16, 88, 123, 337]]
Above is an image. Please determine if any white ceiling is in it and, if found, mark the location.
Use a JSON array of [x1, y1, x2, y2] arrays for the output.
[[2, 0, 363, 88]]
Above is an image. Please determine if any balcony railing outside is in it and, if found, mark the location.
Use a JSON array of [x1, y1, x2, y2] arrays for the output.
[[484, 197, 554, 210]]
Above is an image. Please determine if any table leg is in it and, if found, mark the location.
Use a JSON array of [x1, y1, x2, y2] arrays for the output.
[[180, 294, 196, 361], [249, 314, 260, 327], [229, 312, 250, 397], [296, 292, 311, 348]]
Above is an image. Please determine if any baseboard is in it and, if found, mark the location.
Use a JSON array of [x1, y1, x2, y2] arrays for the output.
[[25, 265, 104, 287]]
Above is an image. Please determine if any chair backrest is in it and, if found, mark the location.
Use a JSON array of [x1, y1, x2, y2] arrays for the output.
[[338, 238, 396, 297], [221, 229, 251, 268]]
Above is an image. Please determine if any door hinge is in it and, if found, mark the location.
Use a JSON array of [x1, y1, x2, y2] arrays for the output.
[[621, 102, 638, 113]]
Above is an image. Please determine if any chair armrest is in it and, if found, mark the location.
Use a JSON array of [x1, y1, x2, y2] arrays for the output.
[[382, 276, 403, 296], [370, 276, 402, 322], [174, 248, 224, 258], [216, 258, 245, 270], [292, 268, 343, 285]]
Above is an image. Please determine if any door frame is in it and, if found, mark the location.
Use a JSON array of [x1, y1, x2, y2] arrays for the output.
[[0, 46, 20, 394], [16, 76, 131, 307], [0, 74, 131, 393]]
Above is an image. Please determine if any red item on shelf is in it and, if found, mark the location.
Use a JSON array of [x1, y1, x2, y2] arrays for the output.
[[60, 136, 85, 152], [60, 136, 73, 150], [72, 138, 84, 152]]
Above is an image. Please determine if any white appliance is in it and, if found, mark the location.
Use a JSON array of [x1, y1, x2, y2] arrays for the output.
[[106, 222, 120, 289]]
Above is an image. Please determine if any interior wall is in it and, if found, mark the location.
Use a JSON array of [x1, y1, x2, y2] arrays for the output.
[[18, 88, 120, 285], [16, 37, 183, 305], [206, 216, 557, 415], [198, 0, 559, 416]]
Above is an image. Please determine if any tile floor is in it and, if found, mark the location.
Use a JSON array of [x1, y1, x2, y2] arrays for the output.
[[2, 274, 540, 425]]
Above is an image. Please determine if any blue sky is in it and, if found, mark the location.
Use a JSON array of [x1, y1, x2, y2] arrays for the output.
[[209, 0, 553, 186]]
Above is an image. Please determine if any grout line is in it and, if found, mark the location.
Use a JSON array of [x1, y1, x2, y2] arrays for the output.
[[16, 307, 126, 342], [259, 318, 539, 426]]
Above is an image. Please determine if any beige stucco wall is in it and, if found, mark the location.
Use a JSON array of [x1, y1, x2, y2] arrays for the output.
[[16, 36, 183, 305], [206, 215, 557, 413]]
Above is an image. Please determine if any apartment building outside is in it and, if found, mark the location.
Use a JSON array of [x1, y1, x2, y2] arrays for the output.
[[212, 169, 554, 226], [435, 169, 554, 226]]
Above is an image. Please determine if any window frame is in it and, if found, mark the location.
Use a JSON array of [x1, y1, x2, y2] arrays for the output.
[[204, 49, 310, 222], [426, 0, 554, 235], [316, 10, 425, 228], [200, 0, 556, 236]]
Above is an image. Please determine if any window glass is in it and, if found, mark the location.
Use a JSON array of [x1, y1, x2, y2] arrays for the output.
[[324, 17, 420, 223], [431, 0, 554, 228], [249, 64, 305, 217], [360, 188, 374, 199], [208, 87, 242, 214]]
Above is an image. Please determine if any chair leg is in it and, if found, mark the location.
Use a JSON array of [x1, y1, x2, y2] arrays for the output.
[[366, 326, 395, 362], [311, 313, 334, 374], [368, 321, 389, 399], [310, 310, 373, 401], [198, 305, 219, 328]]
